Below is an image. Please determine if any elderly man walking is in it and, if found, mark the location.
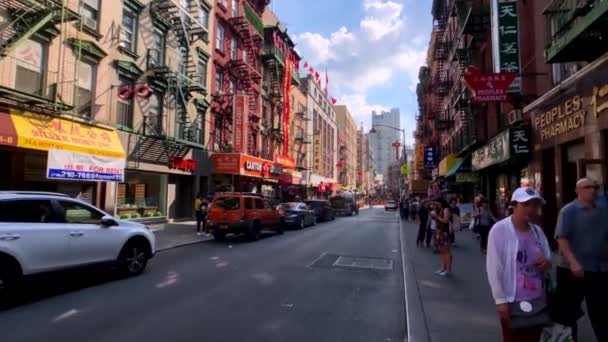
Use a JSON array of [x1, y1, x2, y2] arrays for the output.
[[554, 178, 608, 342]]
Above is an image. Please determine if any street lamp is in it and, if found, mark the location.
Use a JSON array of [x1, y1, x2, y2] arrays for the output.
[[370, 124, 407, 199]]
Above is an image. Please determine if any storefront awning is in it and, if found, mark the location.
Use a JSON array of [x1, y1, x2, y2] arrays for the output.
[[444, 158, 466, 177], [2, 110, 126, 158]]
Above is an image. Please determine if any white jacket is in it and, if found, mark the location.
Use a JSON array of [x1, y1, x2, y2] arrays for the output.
[[485, 217, 552, 305]]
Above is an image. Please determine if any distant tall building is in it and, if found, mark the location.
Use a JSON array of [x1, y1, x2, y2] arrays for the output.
[[368, 108, 401, 177]]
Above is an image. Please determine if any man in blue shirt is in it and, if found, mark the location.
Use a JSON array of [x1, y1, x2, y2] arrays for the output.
[[554, 178, 608, 342]]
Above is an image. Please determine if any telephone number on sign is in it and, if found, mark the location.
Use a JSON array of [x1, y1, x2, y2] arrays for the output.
[[47, 169, 123, 181]]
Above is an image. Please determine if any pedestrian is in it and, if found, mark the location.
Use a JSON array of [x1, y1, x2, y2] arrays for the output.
[[553, 178, 608, 342], [475, 198, 497, 254], [486, 187, 552, 342], [401, 198, 409, 221], [431, 199, 453, 276], [195, 193, 204, 235], [425, 201, 435, 248], [201, 197, 210, 236], [417, 200, 429, 247], [449, 198, 461, 244], [409, 198, 418, 222]]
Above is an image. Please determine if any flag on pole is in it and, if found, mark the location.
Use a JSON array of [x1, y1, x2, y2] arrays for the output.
[[303, 62, 308, 69], [331, 97, 337, 105]]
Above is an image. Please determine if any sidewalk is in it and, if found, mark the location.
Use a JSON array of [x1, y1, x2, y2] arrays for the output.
[[150, 221, 212, 251], [400, 221, 595, 342]]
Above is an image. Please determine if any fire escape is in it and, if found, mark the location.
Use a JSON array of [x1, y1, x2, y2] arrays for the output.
[[228, 3, 263, 120], [431, 0, 453, 141], [148, 0, 207, 140], [0, 0, 78, 111], [446, 0, 489, 153]]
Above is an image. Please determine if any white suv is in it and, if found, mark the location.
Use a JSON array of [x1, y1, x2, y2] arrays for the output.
[[0, 191, 155, 299]]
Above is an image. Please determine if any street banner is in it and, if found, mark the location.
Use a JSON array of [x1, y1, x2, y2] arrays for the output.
[[458, 203, 474, 225], [424, 145, 437, 169], [233, 95, 247, 153], [46, 149, 125, 182]]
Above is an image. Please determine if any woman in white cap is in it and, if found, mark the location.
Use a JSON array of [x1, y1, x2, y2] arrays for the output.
[[486, 187, 553, 342]]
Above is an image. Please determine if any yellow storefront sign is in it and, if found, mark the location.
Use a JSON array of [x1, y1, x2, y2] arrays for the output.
[[439, 154, 459, 176], [10, 110, 126, 158]]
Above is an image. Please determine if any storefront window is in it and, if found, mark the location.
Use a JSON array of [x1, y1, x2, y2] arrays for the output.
[[116, 171, 167, 219]]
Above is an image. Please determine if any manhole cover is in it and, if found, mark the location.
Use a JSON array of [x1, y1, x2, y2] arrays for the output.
[[309, 253, 393, 272], [333, 256, 394, 271]]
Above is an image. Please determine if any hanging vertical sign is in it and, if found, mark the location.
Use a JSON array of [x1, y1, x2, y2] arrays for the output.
[[233, 95, 247, 153], [492, 0, 521, 93], [282, 56, 293, 155]]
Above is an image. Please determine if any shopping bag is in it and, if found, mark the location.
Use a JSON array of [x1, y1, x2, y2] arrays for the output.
[[540, 323, 574, 342]]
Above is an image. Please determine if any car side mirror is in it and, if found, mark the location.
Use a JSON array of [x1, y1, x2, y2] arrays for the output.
[[101, 215, 118, 227]]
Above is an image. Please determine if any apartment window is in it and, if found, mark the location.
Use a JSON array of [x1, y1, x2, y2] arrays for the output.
[[213, 116, 222, 151], [150, 29, 165, 66], [230, 80, 237, 95], [80, 0, 99, 31], [231, 0, 238, 17], [146, 93, 163, 135], [195, 109, 205, 144], [230, 36, 237, 59], [197, 58, 207, 86], [14, 39, 44, 95], [117, 77, 134, 128], [120, 8, 138, 52], [215, 67, 223, 91], [199, 5, 209, 28], [552, 63, 583, 86], [216, 23, 225, 52], [76, 61, 95, 118]]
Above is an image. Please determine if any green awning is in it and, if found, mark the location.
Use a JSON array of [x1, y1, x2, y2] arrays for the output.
[[445, 158, 466, 177]]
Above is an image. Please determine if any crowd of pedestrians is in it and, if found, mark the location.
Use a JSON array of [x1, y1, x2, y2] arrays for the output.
[[401, 177, 607, 341]]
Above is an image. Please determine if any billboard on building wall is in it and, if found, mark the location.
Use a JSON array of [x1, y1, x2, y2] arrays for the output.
[[233, 95, 248, 153], [46, 149, 125, 182]]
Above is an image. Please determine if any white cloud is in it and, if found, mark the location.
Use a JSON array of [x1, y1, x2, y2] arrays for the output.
[[338, 93, 389, 130], [360, 0, 404, 40], [289, 0, 428, 134]]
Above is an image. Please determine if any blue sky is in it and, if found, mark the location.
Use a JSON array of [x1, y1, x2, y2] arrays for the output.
[[272, 0, 432, 145]]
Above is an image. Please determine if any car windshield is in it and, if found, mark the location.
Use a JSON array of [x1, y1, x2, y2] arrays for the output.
[[281, 203, 299, 209], [305, 201, 323, 208], [213, 197, 240, 210]]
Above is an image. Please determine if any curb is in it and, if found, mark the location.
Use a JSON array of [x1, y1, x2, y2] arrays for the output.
[[399, 219, 431, 342], [156, 238, 213, 252]]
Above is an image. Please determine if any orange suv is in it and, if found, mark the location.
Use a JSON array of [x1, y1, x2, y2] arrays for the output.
[[207, 193, 285, 241]]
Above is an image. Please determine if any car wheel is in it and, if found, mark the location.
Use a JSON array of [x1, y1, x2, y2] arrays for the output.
[[213, 229, 227, 241], [247, 222, 261, 241], [0, 258, 20, 306], [277, 218, 285, 234], [118, 240, 150, 277], [351, 209, 357, 216], [311, 216, 317, 226], [299, 218, 305, 229]]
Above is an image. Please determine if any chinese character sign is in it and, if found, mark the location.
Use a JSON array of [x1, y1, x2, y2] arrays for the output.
[[472, 130, 510, 170], [509, 127, 531, 157], [494, 0, 521, 93], [424, 145, 437, 169]]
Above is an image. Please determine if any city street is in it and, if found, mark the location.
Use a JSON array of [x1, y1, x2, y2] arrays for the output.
[[0, 208, 406, 342]]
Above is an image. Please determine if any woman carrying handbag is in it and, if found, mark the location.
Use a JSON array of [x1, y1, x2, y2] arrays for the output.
[[486, 188, 553, 342]]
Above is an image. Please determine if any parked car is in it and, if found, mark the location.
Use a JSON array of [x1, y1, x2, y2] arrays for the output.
[[330, 191, 359, 216], [385, 200, 398, 211], [0, 191, 156, 301], [207, 193, 285, 241], [280, 202, 316, 229], [304, 200, 335, 222]]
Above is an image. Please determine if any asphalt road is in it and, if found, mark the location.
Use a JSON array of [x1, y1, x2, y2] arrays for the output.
[[0, 207, 406, 342]]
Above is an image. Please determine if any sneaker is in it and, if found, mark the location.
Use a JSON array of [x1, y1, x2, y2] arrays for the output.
[[434, 269, 445, 275], [439, 271, 452, 277], [197, 232, 202, 236]]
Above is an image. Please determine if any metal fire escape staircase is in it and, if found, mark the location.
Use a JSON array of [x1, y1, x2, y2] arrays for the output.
[[228, 9, 263, 117], [431, 0, 450, 133], [149, 0, 207, 143], [0, 0, 78, 111]]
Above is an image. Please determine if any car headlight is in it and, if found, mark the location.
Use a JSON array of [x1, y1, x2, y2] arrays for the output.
[[286, 214, 298, 219]]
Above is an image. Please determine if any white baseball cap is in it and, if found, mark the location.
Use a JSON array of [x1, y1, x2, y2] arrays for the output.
[[511, 187, 545, 204]]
